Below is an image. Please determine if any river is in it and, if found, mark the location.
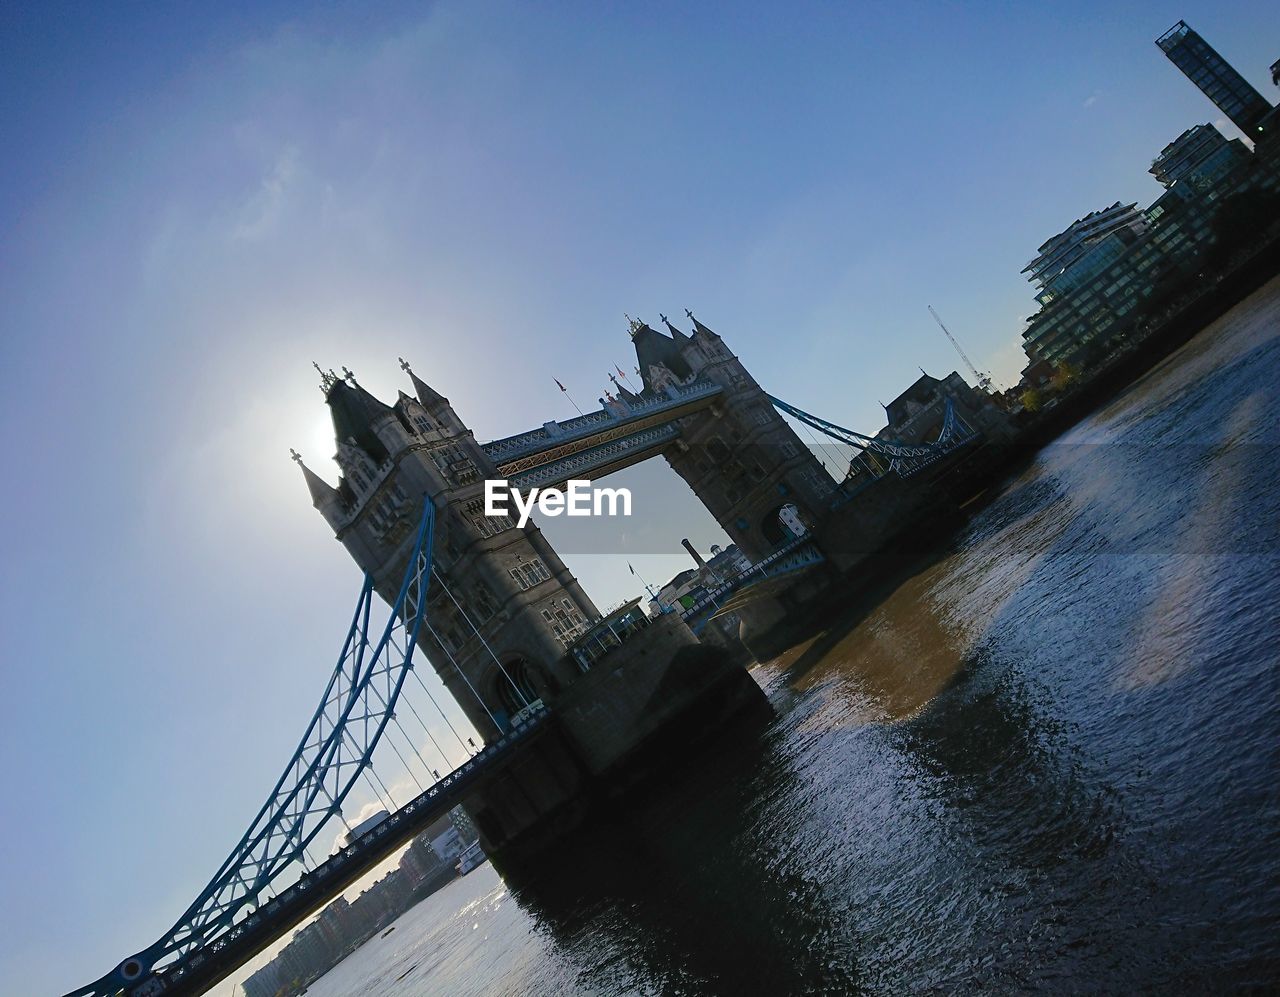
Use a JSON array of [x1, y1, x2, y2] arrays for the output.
[[303, 277, 1280, 994]]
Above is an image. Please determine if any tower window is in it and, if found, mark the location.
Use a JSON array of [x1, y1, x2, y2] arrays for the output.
[[508, 558, 550, 591]]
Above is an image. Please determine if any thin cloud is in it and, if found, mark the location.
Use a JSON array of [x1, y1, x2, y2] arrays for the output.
[[233, 146, 301, 241]]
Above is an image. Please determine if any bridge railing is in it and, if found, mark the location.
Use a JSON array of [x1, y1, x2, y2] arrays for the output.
[[151, 703, 550, 997], [679, 536, 823, 622], [506, 423, 681, 490], [481, 376, 722, 464]]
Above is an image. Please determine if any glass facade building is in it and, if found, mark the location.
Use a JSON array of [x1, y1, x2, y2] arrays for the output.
[[1156, 21, 1272, 138], [1021, 202, 1148, 295], [1149, 124, 1249, 189], [1021, 137, 1280, 369]]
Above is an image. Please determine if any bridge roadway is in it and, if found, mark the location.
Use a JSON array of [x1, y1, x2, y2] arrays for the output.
[[678, 536, 826, 633], [135, 707, 550, 997], [481, 377, 723, 491]]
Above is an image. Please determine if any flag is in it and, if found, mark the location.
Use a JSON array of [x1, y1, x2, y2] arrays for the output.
[[628, 563, 636, 575], [615, 364, 627, 378], [555, 378, 566, 392]]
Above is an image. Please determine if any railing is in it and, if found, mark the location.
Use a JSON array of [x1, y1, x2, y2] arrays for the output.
[[65, 500, 441, 997], [144, 705, 550, 997], [680, 536, 824, 622], [506, 424, 681, 490], [481, 376, 722, 464]]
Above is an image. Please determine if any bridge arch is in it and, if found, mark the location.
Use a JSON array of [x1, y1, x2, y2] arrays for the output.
[[489, 654, 551, 720], [761, 500, 812, 547]]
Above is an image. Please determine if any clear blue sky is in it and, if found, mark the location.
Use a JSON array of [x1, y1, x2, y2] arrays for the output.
[[1, 2, 1275, 993]]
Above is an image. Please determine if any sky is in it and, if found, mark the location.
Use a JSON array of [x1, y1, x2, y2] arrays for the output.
[[1, 1, 1275, 993]]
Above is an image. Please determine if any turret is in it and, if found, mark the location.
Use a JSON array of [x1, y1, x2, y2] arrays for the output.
[[659, 312, 690, 343], [399, 357, 465, 436], [629, 317, 693, 394], [291, 449, 347, 531], [684, 308, 730, 361], [685, 308, 721, 341]]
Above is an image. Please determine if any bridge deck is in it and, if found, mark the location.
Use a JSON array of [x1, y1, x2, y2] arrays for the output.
[[483, 378, 722, 484], [147, 709, 549, 997]]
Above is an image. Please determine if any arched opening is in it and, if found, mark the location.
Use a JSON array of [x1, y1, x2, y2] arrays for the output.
[[493, 657, 540, 718], [761, 501, 810, 547]]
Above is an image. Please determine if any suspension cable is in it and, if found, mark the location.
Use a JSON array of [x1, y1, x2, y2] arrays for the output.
[[434, 566, 531, 710], [411, 668, 473, 756]]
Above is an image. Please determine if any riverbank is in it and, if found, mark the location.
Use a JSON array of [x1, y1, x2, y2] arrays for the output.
[[751, 261, 1280, 661], [302, 277, 1280, 992]]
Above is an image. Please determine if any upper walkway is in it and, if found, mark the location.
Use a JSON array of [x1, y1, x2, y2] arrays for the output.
[[481, 377, 722, 489]]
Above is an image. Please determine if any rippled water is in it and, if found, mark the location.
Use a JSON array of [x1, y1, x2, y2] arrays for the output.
[[306, 278, 1280, 995]]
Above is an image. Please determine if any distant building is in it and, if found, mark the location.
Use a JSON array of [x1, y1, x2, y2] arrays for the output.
[[839, 370, 1009, 488], [650, 543, 751, 616], [566, 598, 656, 672], [1156, 21, 1273, 139], [1149, 124, 1250, 190], [1020, 356, 1058, 392], [244, 811, 477, 997], [422, 813, 464, 863], [1021, 202, 1149, 302], [1020, 128, 1280, 369], [879, 370, 999, 445], [645, 542, 751, 657]]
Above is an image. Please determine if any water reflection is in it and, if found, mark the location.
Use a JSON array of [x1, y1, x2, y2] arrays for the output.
[[304, 281, 1280, 995]]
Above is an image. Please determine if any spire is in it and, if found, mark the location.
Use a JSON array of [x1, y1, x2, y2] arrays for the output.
[[631, 317, 692, 392], [313, 362, 339, 395], [684, 308, 721, 339], [291, 449, 340, 506], [399, 357, 449, 408], [325, 377, 394, 462], [659, 313, 689, 342]]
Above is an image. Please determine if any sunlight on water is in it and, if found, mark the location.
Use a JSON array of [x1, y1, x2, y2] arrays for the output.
[[293, 276, 1280, 996]]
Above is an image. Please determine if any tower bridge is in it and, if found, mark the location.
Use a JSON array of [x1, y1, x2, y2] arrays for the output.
[[67, 312, 1008, 997]]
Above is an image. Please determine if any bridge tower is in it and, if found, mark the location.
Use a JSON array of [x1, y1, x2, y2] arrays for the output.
[[298, 365, 599, 740], [633, 313, 836, 561]]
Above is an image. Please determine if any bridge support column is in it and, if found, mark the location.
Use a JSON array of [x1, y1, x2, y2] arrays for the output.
[[461, 612, 770, 863], [735, 596, 789, 660]]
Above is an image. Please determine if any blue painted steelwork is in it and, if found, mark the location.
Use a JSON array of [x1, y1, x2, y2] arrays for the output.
[[680, 536, 826, 634], [769, 394, 979, 477], [145, 706, 549, 997], [506, 423, 681, 491], [66, 499, 440, 997], [481, 376, 723, 466]]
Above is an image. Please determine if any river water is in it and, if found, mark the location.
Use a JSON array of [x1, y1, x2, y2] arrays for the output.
[[304, 279, 1280, 995]]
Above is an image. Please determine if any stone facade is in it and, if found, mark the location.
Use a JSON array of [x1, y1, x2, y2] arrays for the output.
[[633, 314, 837, 561], [300, 368, 599, 740]]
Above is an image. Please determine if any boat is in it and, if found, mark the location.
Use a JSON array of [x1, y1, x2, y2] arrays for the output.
[[455, 839, 486, 874]]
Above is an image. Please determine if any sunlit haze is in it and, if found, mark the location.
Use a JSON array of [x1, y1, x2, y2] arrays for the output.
[[1, 2, 1275, 994]]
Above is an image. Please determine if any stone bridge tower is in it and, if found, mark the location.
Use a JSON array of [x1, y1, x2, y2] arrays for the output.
[[632, 313, 836, 561], [296, 365, 598, 740]]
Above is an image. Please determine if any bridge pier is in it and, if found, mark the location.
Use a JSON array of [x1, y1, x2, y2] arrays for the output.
[[460, 613, 769, 862]]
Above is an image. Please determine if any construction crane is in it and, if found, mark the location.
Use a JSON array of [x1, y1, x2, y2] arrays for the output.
[[928, 305, 992, 391]]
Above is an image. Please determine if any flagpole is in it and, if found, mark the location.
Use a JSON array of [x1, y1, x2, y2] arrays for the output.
[[629, 562, 668, 613], [555, 377, 585, 417]]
